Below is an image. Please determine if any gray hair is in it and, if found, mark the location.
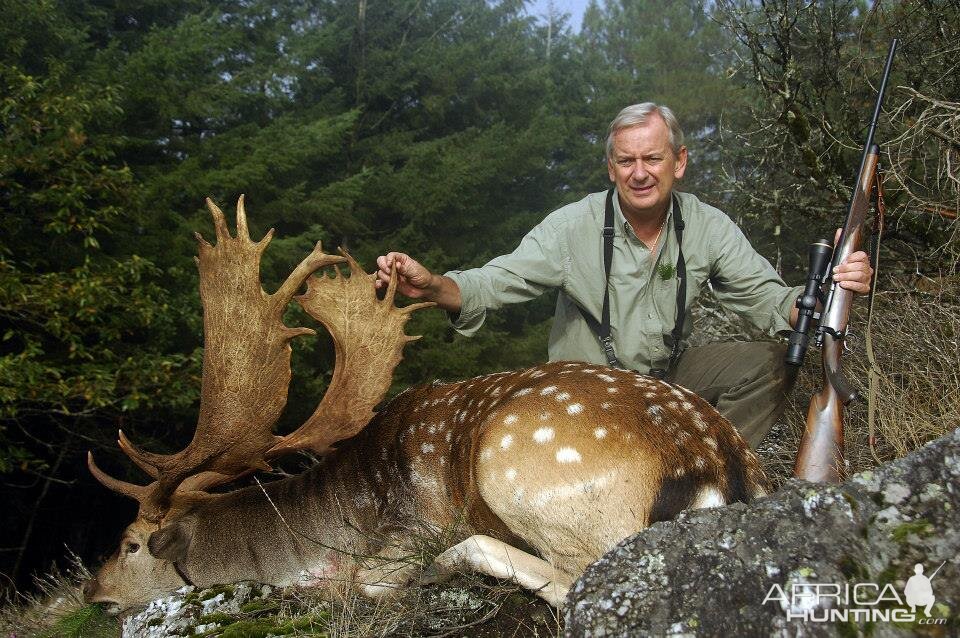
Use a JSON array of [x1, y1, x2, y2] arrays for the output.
[[605, 103, 685, 159]]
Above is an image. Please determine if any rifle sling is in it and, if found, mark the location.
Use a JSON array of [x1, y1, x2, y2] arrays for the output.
[[867, 163, 886, 461], [577, 189, 686, 377]]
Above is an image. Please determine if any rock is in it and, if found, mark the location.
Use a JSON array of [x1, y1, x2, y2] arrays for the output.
[[566, 428, 960, 637], [121, 582, 273, 638]]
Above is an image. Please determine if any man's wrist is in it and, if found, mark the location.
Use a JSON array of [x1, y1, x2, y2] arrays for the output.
[[425, 273, 443, 297], [427, 274, 461, 312]]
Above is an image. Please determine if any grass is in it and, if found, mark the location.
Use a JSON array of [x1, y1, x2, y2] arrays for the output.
[[0, 555, 117, 638]]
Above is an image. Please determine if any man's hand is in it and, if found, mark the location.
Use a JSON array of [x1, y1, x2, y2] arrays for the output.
[[832, 228, 874, 294], [375, 252, 434, 298], [375, 252, 463, 312]]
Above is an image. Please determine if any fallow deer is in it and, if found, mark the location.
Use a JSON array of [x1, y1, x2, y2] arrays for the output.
[[83, 197, 768, 613]]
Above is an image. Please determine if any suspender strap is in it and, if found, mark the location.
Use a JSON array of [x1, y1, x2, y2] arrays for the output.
[[667, 191, 687, 368], [577, 189, 621, 367], [577, 190, 686, 375]]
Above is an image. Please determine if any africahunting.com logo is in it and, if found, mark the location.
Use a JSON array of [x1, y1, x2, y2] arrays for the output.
[[763, 562, 948, 625]]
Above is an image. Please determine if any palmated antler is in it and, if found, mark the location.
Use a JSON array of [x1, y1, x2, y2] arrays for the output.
[[267, 252, 433, 457], [88, 196, 430, 522]]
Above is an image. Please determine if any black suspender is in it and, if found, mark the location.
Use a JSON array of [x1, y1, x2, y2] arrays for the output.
[[577, 189, 686, 378]]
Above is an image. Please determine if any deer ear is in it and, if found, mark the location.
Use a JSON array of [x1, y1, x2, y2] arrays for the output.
[[148, 522, 192, 562]]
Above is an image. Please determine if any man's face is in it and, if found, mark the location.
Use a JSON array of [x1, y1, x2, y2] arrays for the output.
[[607, 116, 687, 220]]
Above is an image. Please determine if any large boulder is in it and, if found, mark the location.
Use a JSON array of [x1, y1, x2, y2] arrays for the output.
[[566, 428, 960, 637]]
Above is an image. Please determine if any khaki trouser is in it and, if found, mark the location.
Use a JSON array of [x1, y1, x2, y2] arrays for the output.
[[667, 341, 797, 450]]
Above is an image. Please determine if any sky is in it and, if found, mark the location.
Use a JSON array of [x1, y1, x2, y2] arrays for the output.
[[526, 0, 591, 32]]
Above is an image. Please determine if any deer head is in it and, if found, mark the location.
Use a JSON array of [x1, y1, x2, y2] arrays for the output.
[[84, 196, 432, 611]]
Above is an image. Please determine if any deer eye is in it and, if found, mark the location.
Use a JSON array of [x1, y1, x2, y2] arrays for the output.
[[126, 542, 141, 554]]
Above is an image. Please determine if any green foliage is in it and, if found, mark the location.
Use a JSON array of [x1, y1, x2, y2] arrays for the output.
[[0, 33, 201, 476], [38, 604, 116, 638], [713, 0, 960, 279]]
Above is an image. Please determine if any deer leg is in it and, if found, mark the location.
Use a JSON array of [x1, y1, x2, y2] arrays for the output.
[[422, 534, 573, 607], [353, 544, 421, 599]]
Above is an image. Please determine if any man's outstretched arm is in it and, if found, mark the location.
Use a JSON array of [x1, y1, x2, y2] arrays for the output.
[[375, 252, 462, 313]]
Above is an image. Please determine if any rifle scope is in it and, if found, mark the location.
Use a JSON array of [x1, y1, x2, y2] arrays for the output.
[[786, 238, 833, 366]]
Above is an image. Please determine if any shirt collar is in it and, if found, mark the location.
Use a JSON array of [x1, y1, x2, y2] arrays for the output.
[[611, 190, 675, 253]]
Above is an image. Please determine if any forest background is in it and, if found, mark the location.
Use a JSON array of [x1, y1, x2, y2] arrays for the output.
[[1, 0, 957, 594]]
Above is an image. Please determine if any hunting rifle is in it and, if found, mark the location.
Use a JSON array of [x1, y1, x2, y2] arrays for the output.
[[788, 39, 897, 483]]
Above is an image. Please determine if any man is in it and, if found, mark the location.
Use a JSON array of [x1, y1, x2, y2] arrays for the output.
[[375, 103, 872, 448]]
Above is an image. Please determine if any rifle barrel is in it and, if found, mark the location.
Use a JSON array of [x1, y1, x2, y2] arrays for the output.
[[862, 39, 899, 158]]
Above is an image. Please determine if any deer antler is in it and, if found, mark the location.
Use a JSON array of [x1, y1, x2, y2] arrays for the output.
[[268, 252, 434, 457], [89, 196, 432, 522], [91, 196, 344, 520]]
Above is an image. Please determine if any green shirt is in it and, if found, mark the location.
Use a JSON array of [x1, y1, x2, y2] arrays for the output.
[[445, 190, 802, 373]]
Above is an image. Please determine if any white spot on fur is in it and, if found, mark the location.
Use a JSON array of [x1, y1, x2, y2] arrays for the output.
[[594, 427, 607, 439], [421, 443, 435, 454], [539, 411, 552, 421], [681, 401, 694, 410], [600, 402, 611, 409], [530, 370, 547, 378], [481, 448, 493, 460], [505, 468, 517, 481], [556, 447, 582, 463], [694, 456, 706, 469], [607, 387, 619, 394], [704, 437, 718, 450], [597, 373, 615, 382], [445, 431, 452, 442], [692, 412, 709, 431], [539, 386, 557, 396], [500, 434, 514, 449], [692, 486, 726, 509], [533, 427, 555, 443], [555, 391, 571, 401], [567, 403, 584, 415], [503, 414, 518, 425], [512, 388, 533, 397]]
